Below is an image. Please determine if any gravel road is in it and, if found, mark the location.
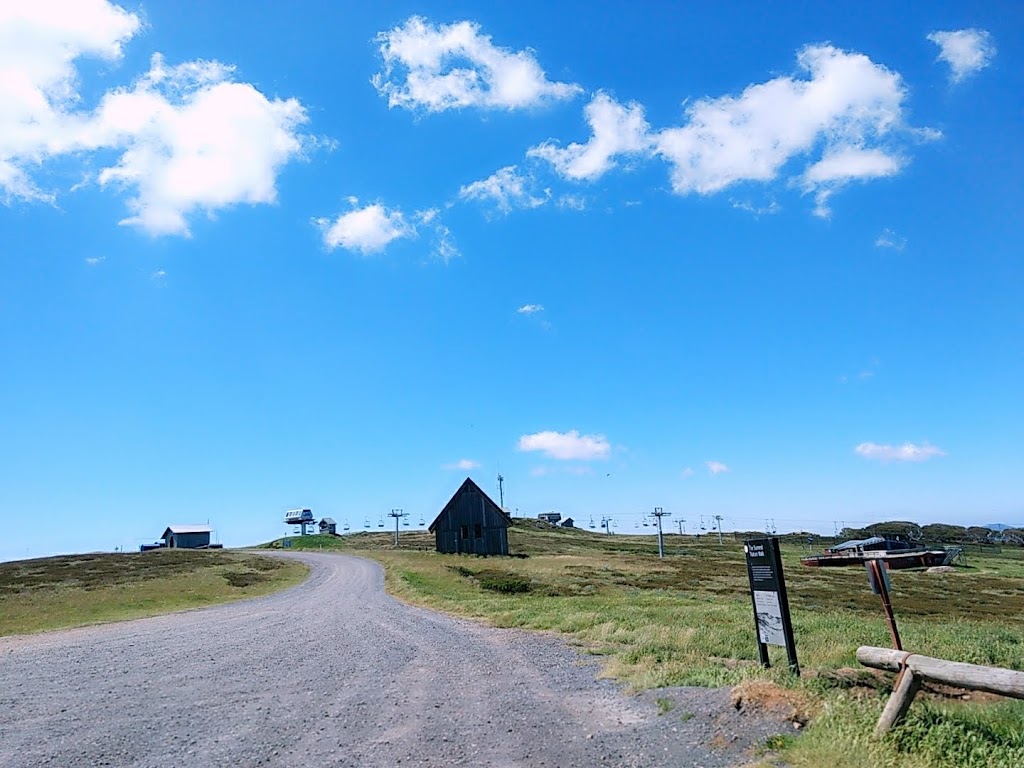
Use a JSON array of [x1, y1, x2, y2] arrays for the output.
[[0, 552, 790, 767]]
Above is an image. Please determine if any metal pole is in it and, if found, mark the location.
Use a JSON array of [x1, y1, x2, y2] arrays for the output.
[[870, 560, 903, 651], [389, 508, 406, 546], [715, 515, 724, 545], [652, 507, 670, 558]]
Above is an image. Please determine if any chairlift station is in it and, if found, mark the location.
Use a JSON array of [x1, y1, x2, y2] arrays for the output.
[[284, 508, 315, 535]]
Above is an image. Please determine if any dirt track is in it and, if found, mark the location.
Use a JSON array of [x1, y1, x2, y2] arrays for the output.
[[0, 552, 788, 766]]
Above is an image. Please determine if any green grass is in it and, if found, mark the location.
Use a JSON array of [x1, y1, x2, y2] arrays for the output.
[[0, 549, 308, 636], [334, 520, 1024, 768], [258, 533, 348, 551]]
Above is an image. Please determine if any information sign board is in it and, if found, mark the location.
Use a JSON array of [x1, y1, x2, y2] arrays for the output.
[[744, 537, 800, 675]]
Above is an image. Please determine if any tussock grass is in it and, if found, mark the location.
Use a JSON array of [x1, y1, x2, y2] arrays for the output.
[[0, 550, 308, 636], [348, 520, 1024, 768]]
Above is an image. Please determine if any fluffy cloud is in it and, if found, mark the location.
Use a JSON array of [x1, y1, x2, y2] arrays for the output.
[[655, 45, 906, 210], [373, 16, 581, 112], [0, 0, 141, 202], [92, 55, 308, 236], [0, 1, 309, 235], [854, 442, 947, 462], [459, 165, 548, 212], [705, 461, 729, 475], [928, 29, 996, 83], [517, 303, 544, 314], [316, 202, 415, 254], [528, 92, 651, 180], [443, 459, 480, 470], [518, 430, 610, 460]]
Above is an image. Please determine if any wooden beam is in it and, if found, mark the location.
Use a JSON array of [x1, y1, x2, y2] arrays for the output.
[[874, 669, 920, 736], [858, 645, 1024, 735], [857, 646, 1024, 700]]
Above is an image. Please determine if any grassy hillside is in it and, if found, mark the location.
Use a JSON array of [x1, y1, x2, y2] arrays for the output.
[[259, 533, 348, 551], [0, 549, 308, 636], [331, 519, 1024, 768]]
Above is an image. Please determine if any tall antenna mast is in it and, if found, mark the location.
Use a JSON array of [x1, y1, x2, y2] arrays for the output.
[[497, 473, 505, 508]]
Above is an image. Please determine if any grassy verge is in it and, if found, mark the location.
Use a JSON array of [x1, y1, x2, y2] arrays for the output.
[[336, 522, 1024, 768], [0, 549, 308, 636], [257, 533, 347, 551]]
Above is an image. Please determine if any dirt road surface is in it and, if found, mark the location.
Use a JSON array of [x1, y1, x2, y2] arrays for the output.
[[0, 552, 789, 766]]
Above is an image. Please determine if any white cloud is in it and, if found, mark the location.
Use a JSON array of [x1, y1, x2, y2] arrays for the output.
[[84, 256, 105, 266], [518, 430, 611, 460], [373, 16, 581, 112], [93, 55, 308, 236], [681, 467, 695, 478], [432, 222, 459, 263], [0, 0, 141, 203], [517, 303, 544, 314], [557, 194, 586, 210], [655, 45, 908, 214], [443, 459, 479, 470], [875, 228, 906, 251], [0, 3, 309, 235], [528, 92, 651, 180], [731, 199, 780, 216], [854, 442, 947, 462], [928, 29, 996, 83], [705, 460, 729, 475], [415, 208, 459, 262], [316, 202, 415, 254], [415, 207, 438, 225], [803, 148, 902, 185], [459, 165, 548, 212], [151, 268, 166, 280]]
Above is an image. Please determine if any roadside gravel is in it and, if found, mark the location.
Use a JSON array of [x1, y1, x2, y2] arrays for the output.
[[0, 552, 790, 767]]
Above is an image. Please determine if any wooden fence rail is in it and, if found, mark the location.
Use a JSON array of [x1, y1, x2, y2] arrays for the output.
[[857, 646, 1024, 735]]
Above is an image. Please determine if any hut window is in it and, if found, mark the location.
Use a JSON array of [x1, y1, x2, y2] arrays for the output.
[[474, 524, 482, 538], [460, 525, 469, 539]]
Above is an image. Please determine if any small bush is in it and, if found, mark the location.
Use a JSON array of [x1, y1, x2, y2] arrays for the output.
[[477, 571, 532, 594], [222, 571, 266, 588]]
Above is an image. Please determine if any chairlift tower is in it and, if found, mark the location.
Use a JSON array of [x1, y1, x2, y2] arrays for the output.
[[713, 514, 724, 545], [651, 507, 671, 558], [388, 508, 408, 546], [497, 474, 505, 509]]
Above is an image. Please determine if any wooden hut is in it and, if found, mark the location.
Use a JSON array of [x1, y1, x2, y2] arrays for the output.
[[429, 477, 512, 555], [161, 525, 213, 549]]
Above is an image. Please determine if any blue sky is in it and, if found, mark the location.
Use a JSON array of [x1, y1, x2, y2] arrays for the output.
[[1, 1, 1021, 560]]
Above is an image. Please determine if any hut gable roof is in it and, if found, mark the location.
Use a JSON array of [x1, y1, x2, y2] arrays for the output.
[[162, 525, 213, 537], [429, 477, 512, 533]]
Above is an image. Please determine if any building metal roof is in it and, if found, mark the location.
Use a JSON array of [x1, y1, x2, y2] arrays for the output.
[[830, 536, 885, 551], [320, 518, 336, 525], [163, 525, 214, 535]]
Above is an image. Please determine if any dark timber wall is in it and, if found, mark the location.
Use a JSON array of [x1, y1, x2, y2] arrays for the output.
[[167, 531, 211, 549], [430, 478, 511, 556]]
